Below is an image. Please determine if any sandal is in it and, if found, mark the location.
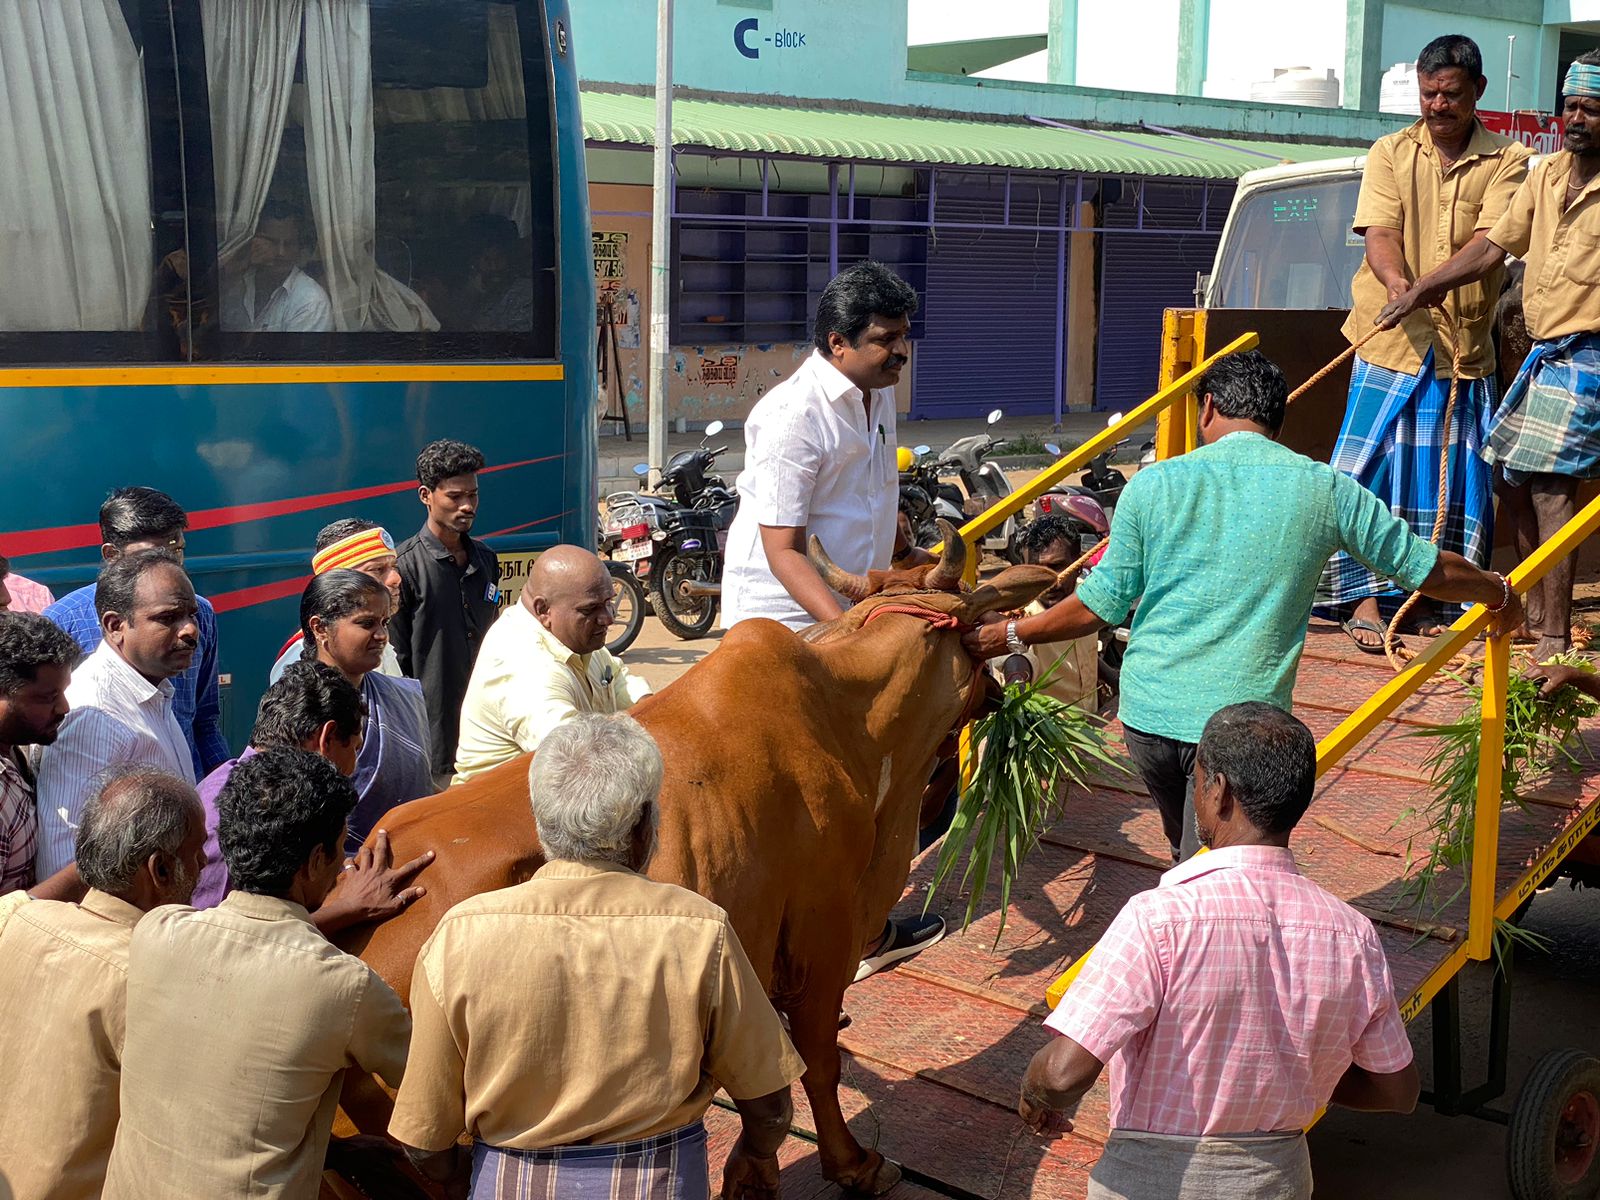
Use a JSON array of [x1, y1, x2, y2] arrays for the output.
[[1341, 617, 1388, 655]]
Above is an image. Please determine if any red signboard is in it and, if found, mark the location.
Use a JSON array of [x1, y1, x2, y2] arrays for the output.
[[1478, 109, 1565, 154]]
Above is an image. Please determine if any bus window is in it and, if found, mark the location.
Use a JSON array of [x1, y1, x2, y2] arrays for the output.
[[1209, 176, 1364, 311], [0, 0, 155, 336], [194, 0, 557, 360]]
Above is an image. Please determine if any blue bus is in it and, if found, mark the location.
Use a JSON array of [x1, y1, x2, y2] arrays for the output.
[[1, 0, 595, 746]]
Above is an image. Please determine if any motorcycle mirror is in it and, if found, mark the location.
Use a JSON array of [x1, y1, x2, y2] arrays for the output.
[[1107, 412, 1124, 426], [913, 444, 931, 456], [1044, 443, 1062, 457], [632, 463, 649, 477], [986, 408, 1004, 426], [704, 420, 725, 438]]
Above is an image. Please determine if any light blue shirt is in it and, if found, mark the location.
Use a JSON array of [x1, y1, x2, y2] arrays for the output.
[[1076, 431, 1440, 743]]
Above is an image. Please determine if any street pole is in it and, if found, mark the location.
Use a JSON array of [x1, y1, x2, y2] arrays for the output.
[[1506, 35, 1516, 113], [648, 0, 674, 485]]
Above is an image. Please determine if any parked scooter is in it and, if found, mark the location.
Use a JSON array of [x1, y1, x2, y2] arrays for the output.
[[931, 408, 1023, 562], [1032, 412, 1153, 526], [898, 444, 965, 549]]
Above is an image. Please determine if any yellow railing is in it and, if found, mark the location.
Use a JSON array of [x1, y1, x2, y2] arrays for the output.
[[1034, 446, 1600, 1015]]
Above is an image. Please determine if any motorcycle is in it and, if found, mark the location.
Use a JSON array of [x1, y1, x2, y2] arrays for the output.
[[604, 420, 738, 641], [926, 408, 1024, 562], [898, 444, 965, 549], [1033, 412, 1153, 527]]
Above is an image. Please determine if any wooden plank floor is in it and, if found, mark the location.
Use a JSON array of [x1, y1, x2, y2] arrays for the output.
[[708, 621, 1600, 1199]]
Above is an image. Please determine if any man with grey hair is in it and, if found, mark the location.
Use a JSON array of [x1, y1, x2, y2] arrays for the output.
[[391, 714, 805, 1199], [0, 766, 205, 1200]]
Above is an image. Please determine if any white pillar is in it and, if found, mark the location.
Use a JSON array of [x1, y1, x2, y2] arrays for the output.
[[648, 0, 675, 483]]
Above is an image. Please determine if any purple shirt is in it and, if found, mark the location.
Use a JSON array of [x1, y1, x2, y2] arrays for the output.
[[191, 747, 256, 909]]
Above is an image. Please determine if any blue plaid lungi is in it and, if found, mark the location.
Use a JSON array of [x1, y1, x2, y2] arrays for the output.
[[1324, 350, 1497, 605], [1485, 333, 1600, 485], [470, 1122, 709, 1200]]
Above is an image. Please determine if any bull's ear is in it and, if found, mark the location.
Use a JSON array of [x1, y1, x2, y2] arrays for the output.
[[959, 564, 1056, 621]]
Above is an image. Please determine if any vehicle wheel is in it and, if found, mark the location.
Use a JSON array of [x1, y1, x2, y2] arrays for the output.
[[604, 562, 646, 656], [648, 548, 719, 640], [1508, 1048, 1600, 1200]]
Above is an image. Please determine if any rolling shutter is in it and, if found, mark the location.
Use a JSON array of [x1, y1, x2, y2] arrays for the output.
[[911, 174, 1062, 420], [1095, 180, 1234, 413]]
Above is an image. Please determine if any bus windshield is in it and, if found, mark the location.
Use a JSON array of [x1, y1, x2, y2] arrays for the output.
[[1208, 175, 1364, 310]]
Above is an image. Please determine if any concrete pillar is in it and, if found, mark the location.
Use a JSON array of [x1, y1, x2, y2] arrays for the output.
[[1176, 0, 1210, 96], [1047, 0, 1077, 86], [1343, 0, 1386, 111]]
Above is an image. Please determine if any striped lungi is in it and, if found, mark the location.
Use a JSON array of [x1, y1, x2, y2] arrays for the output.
[[1324, 350, 1497, 606], [1088, 1129, 1311, 1200], [1485, 332, 1600, 485], [470, 1123, 709, 1200]]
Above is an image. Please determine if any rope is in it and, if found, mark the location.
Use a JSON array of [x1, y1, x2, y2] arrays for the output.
[[1382, 335, 1464, 670], [1048, 321, 1466, 676]]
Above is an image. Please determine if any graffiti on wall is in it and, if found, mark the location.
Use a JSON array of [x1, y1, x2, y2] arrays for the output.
[[593, 230, 641, 350]]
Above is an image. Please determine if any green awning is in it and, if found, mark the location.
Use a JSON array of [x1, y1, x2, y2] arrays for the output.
[[580, 89, 1360, 180]]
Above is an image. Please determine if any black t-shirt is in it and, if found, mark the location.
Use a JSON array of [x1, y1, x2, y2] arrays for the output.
[[391, 524, 501, 776]]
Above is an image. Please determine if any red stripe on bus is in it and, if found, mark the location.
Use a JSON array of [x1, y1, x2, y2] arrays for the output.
[[209, 575, 311, 615], [2, 454, 564, 558]]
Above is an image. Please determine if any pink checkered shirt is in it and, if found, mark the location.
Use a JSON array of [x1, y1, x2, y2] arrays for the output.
[[1046, 844, 1412, 1135]]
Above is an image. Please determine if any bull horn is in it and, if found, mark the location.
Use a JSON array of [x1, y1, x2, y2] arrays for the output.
[[925, 519, 967, 590], [808, 535, 872, 602]]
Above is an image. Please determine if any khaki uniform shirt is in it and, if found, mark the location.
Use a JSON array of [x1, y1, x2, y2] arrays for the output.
[[389, 860, 806, 1152], [452, 603, 652, 784], [1489, 151, 1600, 342], [103, 893, 411, 1200], [0, 889, 141, 1200], [1343, 119, 1529, 379]]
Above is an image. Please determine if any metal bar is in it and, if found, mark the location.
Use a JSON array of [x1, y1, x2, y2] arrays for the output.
[[1053, 177, 1068, 425], [1137, 178, 1146, 231], [646, 0, 675, 483], [1469, 634, 1510, 961], [928, 169, 938, 226], [1430, 977, 1463, 1116], [1003, 171, 1012, 225], [828, 162, 839, 276], [1154, 310, 1197, 460], [761, 158, 769, 217], [848, 161, 857, 221], [1138, 120, 1285, 161], [673, 212, 1210, 234], [935, 331, 1260, 556], [1025, 113, 1207, 160]]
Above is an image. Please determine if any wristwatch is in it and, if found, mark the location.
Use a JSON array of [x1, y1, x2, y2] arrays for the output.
[[1005, 619, 1027, 656]]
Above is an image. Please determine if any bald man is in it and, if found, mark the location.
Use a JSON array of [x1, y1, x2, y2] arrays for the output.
[[452, 546, 651, 783]]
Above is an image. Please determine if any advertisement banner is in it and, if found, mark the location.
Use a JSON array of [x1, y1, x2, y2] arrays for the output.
[[1478, 109, 1564, 154]]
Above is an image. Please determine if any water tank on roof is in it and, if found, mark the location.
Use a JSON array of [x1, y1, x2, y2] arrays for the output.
[[1249, 66, 1340, 109], [1381, 62, 1420, 114]]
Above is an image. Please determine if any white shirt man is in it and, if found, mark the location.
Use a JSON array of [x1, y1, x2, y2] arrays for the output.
[[34, 642, 195, 877], [224, 265, 333, 333], [721, 349, 899, 629]]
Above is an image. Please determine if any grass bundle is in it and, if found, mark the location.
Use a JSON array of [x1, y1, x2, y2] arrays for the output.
[[1401, 654, 1598, 961], [927, 669, 1128, 942]]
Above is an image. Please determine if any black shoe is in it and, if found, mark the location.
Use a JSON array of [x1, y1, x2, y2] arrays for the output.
[[854, 914, 946, 983]]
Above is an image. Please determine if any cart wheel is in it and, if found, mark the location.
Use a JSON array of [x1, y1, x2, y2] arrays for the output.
[[1508, 1048, 1600, 1200]]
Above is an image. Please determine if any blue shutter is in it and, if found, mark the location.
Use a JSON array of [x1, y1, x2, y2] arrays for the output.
[[1094, 181, 1234, 413], [911, 174, 1062, 420]]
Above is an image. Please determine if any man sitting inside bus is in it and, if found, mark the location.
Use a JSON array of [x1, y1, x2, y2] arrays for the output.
[[222, 199, 333, 333]]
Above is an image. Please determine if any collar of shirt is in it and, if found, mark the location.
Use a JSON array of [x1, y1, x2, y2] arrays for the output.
[[1404, 116, 1508, 171], [1159, 843, 1299, 889], [218, 890, 315, 926], [533, 858, 637, 883], [807, 350, 893, 429], [1548, 151, 1600, 209], [416, 522, 483, 571], [79, 887, 144, 928], [91, 640, 176, 706], [522, 605, 611, 679]]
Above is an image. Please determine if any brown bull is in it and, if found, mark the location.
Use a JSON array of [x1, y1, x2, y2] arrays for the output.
[[333, 529, 1053, 1196]]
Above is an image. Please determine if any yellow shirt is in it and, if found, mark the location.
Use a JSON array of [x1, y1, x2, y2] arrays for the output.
[[103, 892, 411, 1200], [1489, 151, 1600, 342], [0, 889, 141, 1200], [1342, 119, 1529, 379], [388, 859, 806, 1152], [453, 603, 652, 784]]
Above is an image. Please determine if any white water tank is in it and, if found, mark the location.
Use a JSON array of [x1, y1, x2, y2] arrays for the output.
[[1249, 66, 1340, 108], [1380, 62, 1420, 114]]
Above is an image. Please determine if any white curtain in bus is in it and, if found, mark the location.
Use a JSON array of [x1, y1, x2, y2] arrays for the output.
[[0, 0, 151, 331], [201, 0, 304, 264], [301, 0, 439, 332]]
